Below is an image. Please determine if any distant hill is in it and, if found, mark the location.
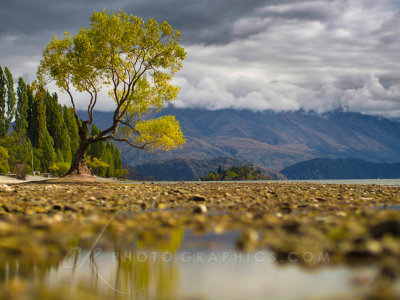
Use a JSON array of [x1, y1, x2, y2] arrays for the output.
[[133, 156, 286, 181], [83, 108, 400, 171], [280, 158, 400, 179]]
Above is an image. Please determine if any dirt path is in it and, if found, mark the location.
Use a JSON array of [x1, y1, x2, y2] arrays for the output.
[[0, 175, 51, 184]]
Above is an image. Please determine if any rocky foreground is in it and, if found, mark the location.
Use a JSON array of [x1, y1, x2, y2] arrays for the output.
[[0, 181, 400, 298]]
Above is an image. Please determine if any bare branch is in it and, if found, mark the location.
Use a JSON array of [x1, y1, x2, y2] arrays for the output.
[[63, 84, 80, 125], [86, 88, 94, 124], [87, 80, 98, 125], [111, 137, 148, 150]]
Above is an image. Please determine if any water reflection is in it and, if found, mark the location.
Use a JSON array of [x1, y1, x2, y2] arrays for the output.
[[0, 229, 398, 300], [378, 204, 400, 211]]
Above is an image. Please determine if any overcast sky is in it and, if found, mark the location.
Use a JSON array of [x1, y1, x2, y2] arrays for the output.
[[1, 0, 400, 117]]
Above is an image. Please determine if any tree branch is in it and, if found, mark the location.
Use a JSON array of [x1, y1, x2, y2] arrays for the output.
[[111, 137, 148, 150], [63, 84, 80, 126]]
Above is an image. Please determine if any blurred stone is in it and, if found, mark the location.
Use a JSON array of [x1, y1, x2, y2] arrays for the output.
[[370, 220, 400, 239], [193, 204, 207, 214], [189, 194, 206, 202]]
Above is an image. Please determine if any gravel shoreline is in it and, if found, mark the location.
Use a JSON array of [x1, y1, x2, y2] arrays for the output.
[[0, 181, 399, 298]]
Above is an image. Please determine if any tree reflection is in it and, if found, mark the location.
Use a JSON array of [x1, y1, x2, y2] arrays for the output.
[[0, 228, 184, 300]]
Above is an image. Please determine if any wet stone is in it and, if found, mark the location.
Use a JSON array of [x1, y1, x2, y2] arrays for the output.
[[189, 194, 206, 202], [282, 221, 301, 233], [193, 204, 207, 214], [52, 205, 63, 211], [370, 220, 400, 239], [280, 203, 292, 214]]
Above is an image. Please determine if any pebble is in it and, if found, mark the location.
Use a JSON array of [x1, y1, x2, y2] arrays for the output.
[[156, 203, 167, 210], [193, 204, 207, 214], [370, 220, 400, 239], [0, 184, 13, 192], [189, 194, 206, 202]]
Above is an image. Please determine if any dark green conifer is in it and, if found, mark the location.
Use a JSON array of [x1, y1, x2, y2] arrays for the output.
[[14, 78, 29, 136], [45, 92, 71, 161], [36, 89, 55, 171], [87, 124, 106, 159], [0, 67, 6, 137], [27, 85, 39, 147], [4, 68, 16, 134], [113, 144, 122, 170], [63, 106, 80, 157]]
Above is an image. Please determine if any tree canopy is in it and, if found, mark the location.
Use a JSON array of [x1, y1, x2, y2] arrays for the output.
[[37, 10, 186, 176]]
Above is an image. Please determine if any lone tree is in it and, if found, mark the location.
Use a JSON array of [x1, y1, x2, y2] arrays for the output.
[[38, 10, 186, 177]]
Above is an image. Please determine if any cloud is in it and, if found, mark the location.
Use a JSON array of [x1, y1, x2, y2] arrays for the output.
[[0, 0, 399, 117], [172, 0, 400, 117]]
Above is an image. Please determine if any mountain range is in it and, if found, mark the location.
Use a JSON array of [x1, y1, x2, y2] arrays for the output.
[[87, 107, 400, 172]]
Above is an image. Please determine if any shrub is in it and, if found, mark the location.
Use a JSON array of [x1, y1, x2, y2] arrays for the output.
[[14, 163, 29, 180], [115, 169, 129, 180], [0, 146, 10, 174]]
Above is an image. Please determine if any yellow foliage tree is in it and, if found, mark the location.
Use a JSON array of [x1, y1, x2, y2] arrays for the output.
[[86, 156, 109, 176], [37, 10, 186, 176]]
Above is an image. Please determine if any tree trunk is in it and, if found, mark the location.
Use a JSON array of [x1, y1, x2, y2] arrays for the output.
[[65, 120, 94, 179], [65, 141, 93, 177]]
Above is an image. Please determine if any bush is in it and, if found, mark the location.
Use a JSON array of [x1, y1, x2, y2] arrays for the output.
[[49, 162, 71, 177], [49, 164, 59, 177], [87, 156, 109, 176], [0, 146, 10, 174], [115, 169, 129, 180], [56, 162, 70, 177], [14, 163, 29, 180]]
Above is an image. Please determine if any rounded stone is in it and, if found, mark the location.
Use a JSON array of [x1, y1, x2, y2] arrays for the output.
[[193, 204, 207, 214]]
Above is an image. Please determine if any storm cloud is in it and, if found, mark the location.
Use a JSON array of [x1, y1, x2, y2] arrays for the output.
[[1, 0, 400, 117]]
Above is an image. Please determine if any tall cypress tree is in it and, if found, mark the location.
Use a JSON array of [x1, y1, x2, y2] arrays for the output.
[[0, 67, 6, 137], [14, 77, 29, 136], [4, 67, 16, 134], [40, 131, 55, 172], [114, 144, 122, 170], [36, 88, 55, 171], [87, 124, 106, 159], [63, 106, 79, 157], [105, 142, 115, 177], [27, 85, 39, 147], [45, 92, 71, 161]]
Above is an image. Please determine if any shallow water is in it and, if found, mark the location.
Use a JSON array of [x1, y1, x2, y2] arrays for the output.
[[125, 178, 400, 186], [377, 204, 400, 210], [1, 230, 397, 300], [287, 178, 400, 186]]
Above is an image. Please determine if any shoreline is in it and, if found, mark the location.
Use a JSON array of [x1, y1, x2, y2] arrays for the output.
[[2, 174, 400, 186]]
